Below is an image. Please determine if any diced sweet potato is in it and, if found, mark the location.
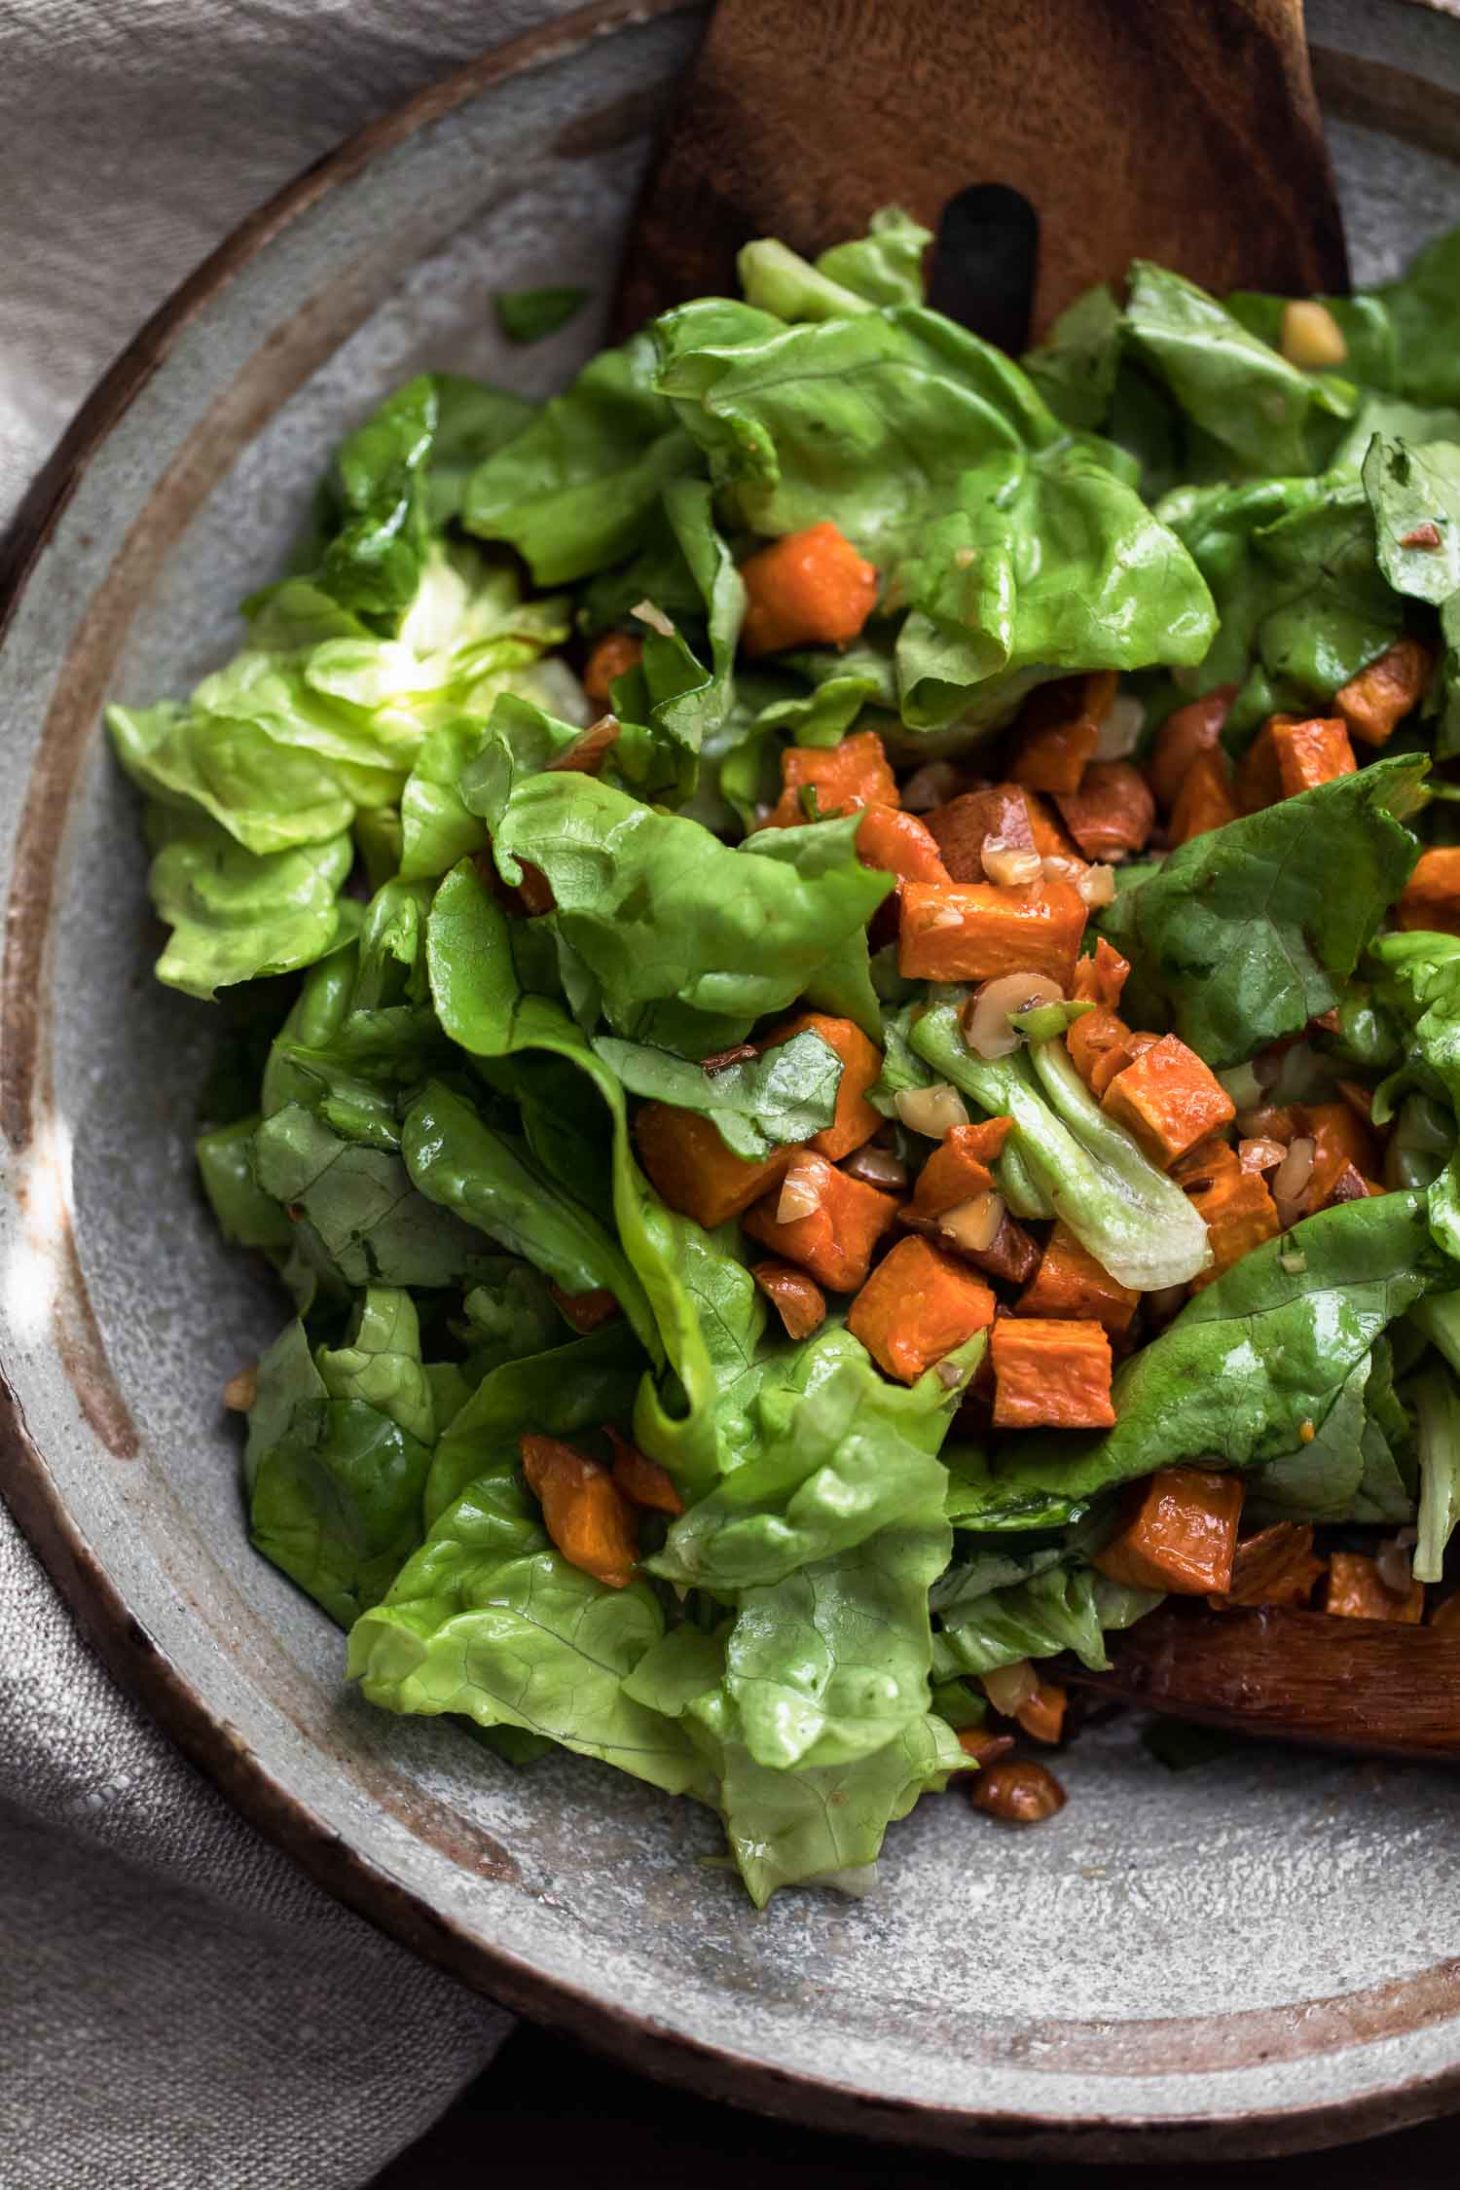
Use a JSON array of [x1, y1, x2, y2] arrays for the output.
[[990, 1317, 1115, 1429], [634, 1103, 791, 1229], [1147, 686, 1236, 812], [899, 877, 1087, 987], [958, 1115, 1014, 1161], [1233, 719, 1284, 814], [766, 726, 898, 827], [924, 783, 1079, 882], [549, 1284, 621, 1333], [1054, 761, 1155, 863], [847, 1235, 997, 1383], [1297, 1100, 1382, 1210], [582, 630, 643, 704], [1008, 673, 1116, 794], [1090, 1030, 1160, 1099], [1171, 1134, 1241, 1190], [759, 1010, 882, 1162], [1169, 746, 1238, 844], [1397, 846, 1460, 937], [1184, 1165, 1279, 1289], [520, 1433, 639, 1588], [1335, 636, 1432, 748], [1324, 1549, 1424, 1623], [1072, 936, 1131, 1010], [603, 1427, 685, 1516], [1271, 714, 1356, 796], [856, 804, 951, 883], [742, 1153, 900, 1292], [1066, 1004, 1132, 1092], [1101, 1034, 1236, 1166], [1211, 1522, 1323, 1609], [912, 1123, 1000, 1218], [1014, 1681, 1068, 1744], [1094, 1467, 1243, 1595], [740, 521, 879, 657], [1016, 1222, 1139, 1336], [752, 1258, 828, 1340]]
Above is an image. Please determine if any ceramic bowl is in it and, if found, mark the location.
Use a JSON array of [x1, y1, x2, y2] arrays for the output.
[[4, 0, 1460, 2158]]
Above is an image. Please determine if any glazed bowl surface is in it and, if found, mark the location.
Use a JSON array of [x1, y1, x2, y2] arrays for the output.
[[4, 0, 1460, 2158]]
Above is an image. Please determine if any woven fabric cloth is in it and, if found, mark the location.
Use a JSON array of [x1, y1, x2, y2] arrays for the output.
[[0, 4, 628, 2181]]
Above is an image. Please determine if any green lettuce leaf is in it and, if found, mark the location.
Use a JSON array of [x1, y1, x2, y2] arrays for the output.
[[493, 285, 589, 345], [1362, 433, 1460, 603], [426, 1321, 644, 1522], [143, 811, 358, 998], [251, 1396, 433, 1626], [932, 1565, 1161, 1679], [315, 1286, 435, 1444], [591, 1027, 841, 1161], [1412, 1361, 1460, 1582]]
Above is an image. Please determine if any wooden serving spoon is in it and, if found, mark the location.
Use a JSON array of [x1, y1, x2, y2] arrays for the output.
[[1066, 1603, 1460, 1763], [616, 0, 1349, 341]]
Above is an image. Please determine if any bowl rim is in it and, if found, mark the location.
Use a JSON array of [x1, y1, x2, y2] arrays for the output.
[[3, 0, 1460, 2158]]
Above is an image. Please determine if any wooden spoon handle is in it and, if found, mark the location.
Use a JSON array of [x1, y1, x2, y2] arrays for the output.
[[617, 0, 1348, 336], [1067, 1604, 1460, 1763]]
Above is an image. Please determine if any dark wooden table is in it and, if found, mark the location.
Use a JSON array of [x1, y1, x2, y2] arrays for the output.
[[374, 2024, 1456, 2185]]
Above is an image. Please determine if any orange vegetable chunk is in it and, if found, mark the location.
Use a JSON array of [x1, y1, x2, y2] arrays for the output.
[[925, 782, 1079, 881], [520, 1433, 639, 1589], [634, 1103, 791, 1229], [1146, 685, 1236, 812], [752, 1258, 828, 1340], [604, 1427, 685, 1517], [1009, 673, 1116, 794], [548, 1284, 621, 1333], [1072, 936, 1130, 1009], [1094, 1466, 1243, 1595], [1324, 1550, 1424, 1623], [1335, 636, 1432, 747], [1234, 718, 1284, 813], [847, 1235, 996, 1384], [1184, 1164, 1279, 1289], [856, 805, 951, 883], [1054, 761, 1155, 863], [759, 1009, 882, 1162], [740, 521, 879, 657], [1211, 1522, 1323, 1609], [1014, 1681, 1068, 1744], [1397, 846, 1460, 937], [1017, 1222, 1140, 1336], [742, 1153, 899, 1292], [1101, 1033, 1236, 1165], [912, 1122, 1002, 1218], [899, 877, 1087, 987], [1169, 746, 1238, 844], [1297, 1100, 1382, 1210], [1270, 714, 1356, 795], [990, 1317, 1115, 1430], [582, 630, 643, 704], [766, 725, 898, 827]]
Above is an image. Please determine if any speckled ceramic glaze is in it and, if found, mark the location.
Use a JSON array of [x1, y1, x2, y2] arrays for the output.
[[4, 0, 1460, 2157]]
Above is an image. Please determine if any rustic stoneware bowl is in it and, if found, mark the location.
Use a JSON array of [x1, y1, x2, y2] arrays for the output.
[[4, 0, 1460, 2158]]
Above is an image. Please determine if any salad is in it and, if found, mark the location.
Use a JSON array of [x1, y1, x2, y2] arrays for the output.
[[111, 209, 1460, 1902]]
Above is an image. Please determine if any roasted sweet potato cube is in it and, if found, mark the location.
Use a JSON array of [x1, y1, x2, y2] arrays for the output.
[[1271, 714, 1356, 796], [752, 1258, 828, 1340], [1171, 1134, 1241, 1190], [1101, 1034, 1236, 1165], [1335, 636, 1432, 748], [1211, 1522, 1323, 1609], [634, 1104, 791, 1229], [1397, 846, 1460, 937], [1297, 1100, 1382, 1210], [1008, 673, 1116, 794], [1234, 719, 1284, 814], [1094, 1466, 1243, 1595], [741, 521, 879, 658], [1067, 1003, 1133, 1091], [1185, 1165, 1279, 1288], [925, 784, 1034, 881], [1054, 761, 1155, 863], [856, 805, 951, 883], [520, 1433, 639, 1588], [549, 1284, 621, 1333], [899, 878, 1087, 987], [1072, 936, 1131, 1010], [1169, 746, 1238, 844], [1147, 686, 1236, 812], [912, 1123, 1001, 1218], [766, 726, 898, 827], [604, 1427, 685, 1517], [1016, 1222, 1140, 1336], [1014, 1681, 1068, 1744], [742, 1153, 899, 1292], [1324, 1549, 1424, 1622], [847, 1235, 996, 1384], [759, 1010, 882, 1162], [990, 1317, 1115, 1429], [1090, 1029, 1159, 1098]]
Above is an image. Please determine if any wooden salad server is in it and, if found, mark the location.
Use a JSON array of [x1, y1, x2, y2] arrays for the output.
[[1068, 1603, 1460, 1762], [616, 0, 1350, 342]]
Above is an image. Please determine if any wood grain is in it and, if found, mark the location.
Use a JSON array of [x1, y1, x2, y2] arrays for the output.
[[616, 0, 1348, 336], [1070, 1603, 1460, 1761]]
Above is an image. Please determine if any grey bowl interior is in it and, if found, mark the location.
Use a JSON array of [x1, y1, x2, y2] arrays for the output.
[[5, 0, 1460, 2159]]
